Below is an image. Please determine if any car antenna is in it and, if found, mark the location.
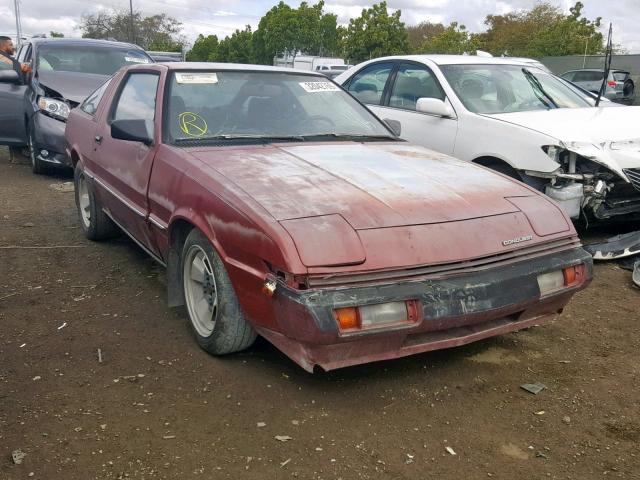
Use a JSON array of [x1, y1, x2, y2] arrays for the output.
[[595, 23, 613, 107]]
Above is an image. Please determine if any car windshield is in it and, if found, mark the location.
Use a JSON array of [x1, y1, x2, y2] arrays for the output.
[[36, 44, 152, 76], [613, 71, 629, 81], [441, 64, 591, 114], [165, 71, 394, 142]]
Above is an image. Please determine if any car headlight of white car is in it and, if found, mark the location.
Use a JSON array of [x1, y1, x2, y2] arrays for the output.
[[38, 97, 71, 121]]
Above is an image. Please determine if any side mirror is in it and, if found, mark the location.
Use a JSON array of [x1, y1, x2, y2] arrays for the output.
[[384, 118, 402, 137], [111, 119, 153, 145], [0, 70, 20, 84], [416, 98, 454, 118]]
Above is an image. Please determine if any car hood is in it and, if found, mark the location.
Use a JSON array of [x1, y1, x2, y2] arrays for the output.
[[487, 107, 640, 142], [191, 142, 543, 230], [487, 107, 640, 174], [37, 70, 109, 104]]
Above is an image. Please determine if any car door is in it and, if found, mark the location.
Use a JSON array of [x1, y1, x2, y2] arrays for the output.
[[375, 62, 458, 155], [344, 61, 394, 110], [93, 70, 162, 255], [0, 57, 28, 146]]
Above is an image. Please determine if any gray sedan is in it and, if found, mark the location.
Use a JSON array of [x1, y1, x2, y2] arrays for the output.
[[561, 68, 635, 105]]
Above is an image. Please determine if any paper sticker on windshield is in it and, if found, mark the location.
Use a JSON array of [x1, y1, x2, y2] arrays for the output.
[[125, 56, 150, 64], [175, 73, 219, 84], [299, 81, 340, 93]]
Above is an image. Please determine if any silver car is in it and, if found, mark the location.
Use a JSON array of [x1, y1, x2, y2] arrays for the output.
[[561, 68, 635, 105]]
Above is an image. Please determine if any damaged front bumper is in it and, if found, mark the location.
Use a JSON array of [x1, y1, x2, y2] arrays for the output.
[[258, 247, 592, 372], [527, 142, 640, 221], [32, 112, 71, 167]]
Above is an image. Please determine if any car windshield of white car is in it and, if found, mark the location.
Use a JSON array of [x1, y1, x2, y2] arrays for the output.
[[441, 64, 591, 114], [37, 45, 152, 76], [165, 71, 396, 144]]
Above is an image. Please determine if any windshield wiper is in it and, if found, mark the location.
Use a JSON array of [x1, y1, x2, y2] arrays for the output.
[[299, 133, 399, 142], [174, 133, 399, 144], [522, 68, 558, 109], [175, 134, 306, 143]]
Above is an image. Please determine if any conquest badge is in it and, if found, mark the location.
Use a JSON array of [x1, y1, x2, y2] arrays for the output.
[[502, 235, 533, 246]]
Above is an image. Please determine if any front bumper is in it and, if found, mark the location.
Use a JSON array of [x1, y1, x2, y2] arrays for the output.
[[32, 112, 71, 167], [257, 247, 592, 372]]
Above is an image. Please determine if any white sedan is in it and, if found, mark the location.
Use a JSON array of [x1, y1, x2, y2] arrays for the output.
[[335, 55, 640, 222]]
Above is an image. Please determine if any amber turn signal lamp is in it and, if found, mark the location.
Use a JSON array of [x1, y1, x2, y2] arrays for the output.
[[335, 307, 360, 330], [563, 264, 585, 287]]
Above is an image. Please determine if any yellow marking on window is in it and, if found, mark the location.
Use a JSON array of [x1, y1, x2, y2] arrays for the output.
[[179, 112, 208, 137]]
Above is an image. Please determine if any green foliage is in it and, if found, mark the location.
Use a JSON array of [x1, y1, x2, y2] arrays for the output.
[[406, 22, 445, 52], [79, 10, 185, 51], [477, 1, 603, 57], [214, 26, 254, 63], [343, 2, 410, 63], [186, 34, 219, 61], [49, 31, 64, 38], [419, 22, 471, 55], [252, 1, 339, 65]]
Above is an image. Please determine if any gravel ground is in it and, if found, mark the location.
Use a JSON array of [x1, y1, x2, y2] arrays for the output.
[[1, 149, 639, 479]]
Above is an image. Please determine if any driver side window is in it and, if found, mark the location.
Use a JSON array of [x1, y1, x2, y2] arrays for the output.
[[112, 73, 159, 122], [347, 62, 393, 105], [389, 64, 445, 111]]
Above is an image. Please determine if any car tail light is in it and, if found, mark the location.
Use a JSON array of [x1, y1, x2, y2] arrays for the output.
[[537, 264, 586, 295], [335, 300, 419, 332], [607, 80, 617, 87]]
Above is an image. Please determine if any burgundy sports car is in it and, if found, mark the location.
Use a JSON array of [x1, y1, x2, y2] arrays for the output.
[[65, 63, 592, 372]]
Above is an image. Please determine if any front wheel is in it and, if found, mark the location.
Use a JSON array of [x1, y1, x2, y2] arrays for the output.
[[182, 229, 256, 355]]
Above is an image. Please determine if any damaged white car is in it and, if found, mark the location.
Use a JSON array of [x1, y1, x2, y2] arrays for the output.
[[335, 56, 640, 222]]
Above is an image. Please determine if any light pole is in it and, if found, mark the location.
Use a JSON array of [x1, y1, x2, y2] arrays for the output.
[[13, 0, 22, 48], [129, 0, 135, 44]]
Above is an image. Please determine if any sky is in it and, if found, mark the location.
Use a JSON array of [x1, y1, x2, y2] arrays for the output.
[[1, 0, 639, 53]]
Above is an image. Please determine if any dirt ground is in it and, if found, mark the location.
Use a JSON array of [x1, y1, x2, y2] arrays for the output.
[[1, 148, 639, 480]]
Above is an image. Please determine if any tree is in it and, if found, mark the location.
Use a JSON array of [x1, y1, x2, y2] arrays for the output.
[[50, 31, 64, 38], [186, 34, 219, 61], [407, 21, 445, 52], [253, 1, 340, 65], [477, 2, 602, 57], [343, 2, 410, 63], [419, 22, 473, 54], [214, 26, 254, 64], [78, 10, 185, 51]]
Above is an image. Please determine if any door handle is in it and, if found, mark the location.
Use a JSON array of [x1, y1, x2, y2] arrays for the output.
[[94, 135, 102, 144]]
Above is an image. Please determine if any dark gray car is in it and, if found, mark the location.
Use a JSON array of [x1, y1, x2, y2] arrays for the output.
[[0, 38, 153, 174]]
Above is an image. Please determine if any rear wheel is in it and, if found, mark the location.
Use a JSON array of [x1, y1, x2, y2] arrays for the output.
[[623, 80, 634, 98], [74, 164, 119, 240], [182, 228, 256, 355]]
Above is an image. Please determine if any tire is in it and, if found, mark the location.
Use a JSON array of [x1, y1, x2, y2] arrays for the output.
[[623, 80, 634, 98], [181, 228, 256, 355], [28, 127, 51, 175], [74, 164, 119, 240]]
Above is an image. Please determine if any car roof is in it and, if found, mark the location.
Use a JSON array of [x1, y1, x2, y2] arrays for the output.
[[29, 37, 144, 50], [159, 62, 328, 75], [351, 55, 540, 66], [564, 68, 629, 74]]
